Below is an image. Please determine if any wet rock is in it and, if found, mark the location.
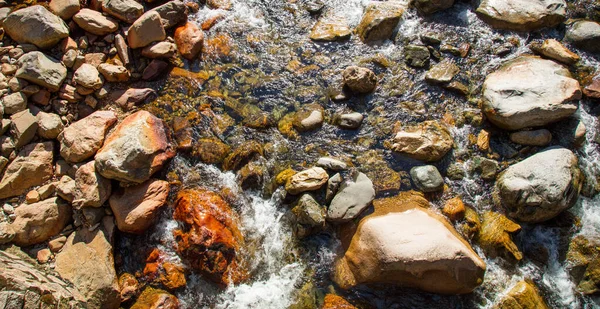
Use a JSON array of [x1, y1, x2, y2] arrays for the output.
[[327, 171, 375, 223], [293, 104, 324, 132], [174, 22, 204, 60], [109, 179, 169, 234], [443, 196, 465, 221], [316, 157, 347, 171], [477, 211, 522, 260], [173, 189, 247, 285], [59, 110, 117, 163], [530, 39, 580, 65], [335, 112, 363, 129], [73, 9, 119, 36], [404, 45, 430, 68], [410, 165, 444, 192], [2, 92, 27, 115], [118, 273, 139, 303], [102, 0, 144, 23], [142, 41, 177, 59], [73, 63, 103, 90], [142, 59, 169, 80], [565, 20, 600, 53], [310, 17, 351, 42], [567, 235, 600, 294], [493, 280, 549, 309], [73, 161, 112, 208], [322, 294, 357, 309], [481, 56, 580, 130], [476, 0, 566, 31], [509, 129, 552, 146], [0, 142, 53, 199], [95, 111, 175, 184], [192, 138, 231, 164], [55, 217, 120, 309], [37, 111, 64, 139], [128, 11, 166, 49], [342, 66, 377, 94], [292, 194, 325, 238], [49, 0, 81, 20], [285, 167, 329, 195], [237, 160, 267, 190], [222, 140, 262, 171], [413, 0, 455, 15], [151, 0, 188, 29], [98, 63, 131, 82], [9, 197, 71, 246], [333, 191, 486, 293], [16, 51, 67, 92], [584, 75, 600, 99], [4, 6, 69, 49], [391, 120, 453, 162], [425, 59, 459, 84], [143, 249, 187, 290], [471, 156, 499, 181], [494, 147, 582, 223], [131, 287, 179, 309], [207, 0, 232, 10], [356, 1, 405, 42]]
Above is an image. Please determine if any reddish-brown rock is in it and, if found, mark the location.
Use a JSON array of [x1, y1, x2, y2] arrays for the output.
[[143, 248, 186, 290], [174, 22, 204, 60], [131, 287, 179, 309], [172, 189, 247, 285], [322, 294, 357, 309], [584, 75, 600, 99]]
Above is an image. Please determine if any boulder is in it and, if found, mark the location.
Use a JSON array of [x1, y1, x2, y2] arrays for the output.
[[494, 147, 582, 223], [565, 20, 600, 53], [109, 179, 169, 234], [73, 63, 103, 90], [0, 142, 53, 199], [73, 161, 112, 208], [310, 16, 351, 41], [285, 167, 329, 195], [16, 51, 67, 92], [102, 0, 144, 23], [333, 192, 486, 293], [481, 56, 580, 130], [10, 109, 39, 148], [55, 217, 120, 309], [130, 287, 179, 309], [477, 211, 523, 260], [356, 1, 404, 42], [174, 22, 204, 60], [98, 63, 130, 82], [95, 111, 175, 183], [151, 0, 188, 29], [530, 39, 580, 65], [493, 280, 549, 309], [342, 66, 377, 94], [509, 129, 552, 146], [9, 197, 71, 246], [58, 110, 117, 163], [292, 194, 325, 238], [476, 0, 566, 31], [391, 120, 453, 162], [128, 11, 166, 49], [37, 111, 64, 139], [173, 189, 247, 285], [410, 165, 444, 192], [413, 0, 454, 15], [73, 9, 119, 36], [327, 171, 375, 223], [49, 0, 81, 20], [4, 6, 69, 49]]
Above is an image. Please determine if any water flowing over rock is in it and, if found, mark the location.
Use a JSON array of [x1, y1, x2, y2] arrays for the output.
[[310, 17, 351, 42], [391, 120, 453, 162], [59, 110, 117, 163], [73, 160, 112, 208], [9, 197, 71, 246], [413, 0, 454, 15], [222, 140, 262, 171], [0, 142, 54, 199], [3, 5, 69, 49], [333, 192, 486, 293], [342, 66, 377, 94], [16, 51, 67, 92], [172, 189, 247, 285], [55, 217, 120, 309], [73, 9, 119, 36], [493, 280, 549, 309], [494, 147, 582, 223], [109, 179, 169, 234], [476, 0, 566, 31], [356, 1, 405, 43], [477, 211, 523, 260], [285, 167, 329, 195], [327, 171, 375, 223], [565, 20, 600, 53], [175, 22, 205, 60], [567, 235, 600, 295], [95, 111, 175, 184], [481, 56, 580, 130]]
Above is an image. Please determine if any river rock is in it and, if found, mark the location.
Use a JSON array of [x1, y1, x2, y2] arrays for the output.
[[327, 171, 375, 223], [16, 51, 67, 92], [509, 129, 552, 146], [293, 104, 324, 132], [477, 211, 522, 260], [102, 0, 144, 23], [55, 217, 120, 309], [73, 63, 103, 90], [0, 142, 53, 199], [73, 9, 119, 36], [174, 22, 204, 60], [565, 20, 600, 53], [49, 0, 81, 20], [342, 66, 377, 94], [391, 120, 453, 162], [333, 192, 486, 293], [585, 75, 600, 99], [493, 280, 549, 309], [476, 0, 566, 31], [1, 92, 27, 115], [109, 179, 169, 234], [112, 88, 156, 109], [292, 194, 325, 238], [98, 63, 130, 82], [131, 287, 179, 309], [37, 112, 64, 139], [310, 16, 351, 41], [142, 41, 177, 58], [410, 165, 444, 192], [9, 197, 71, 246], [481, 56, 580, 130], [72, 161, 112, 208], [442, 196, 465, 221], [285, 167, 329, 195], [413, 0, 454, 14], [222, 140, 262, 171], [4, 6, 69, 49], [425, 59, 459, 84], [59, 110, 117, 163], [356, 1, 404, 42], [95, 111, 175, 183], [316, 157, 347, 171], [530, 39, 580, 65], [405, 45, 430, 68], [494, 147, 582, 223], [151, 0, 188, 29], [10, 109, 39, 148], [567, 235, 600, 294], [322, 294, 356, 309], [336, 112, 363, 129], [128, 11, 166, 49], [173, 189, 247, 285]]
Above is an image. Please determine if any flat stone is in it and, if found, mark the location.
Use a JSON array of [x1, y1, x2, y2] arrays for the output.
[[127, 11, 166, 49], [356, 1, 404, 43], [10, 109, 39, 148], [476, 0, 566, 31], [141, 41, 177, 58], [285, 167, 329, 195], [73, 9, 119, 36], [49, 0, 81, 20], [0, 142, 53, 199], [327, 171, 375, 223], [98, 63, 130, 82], [316, 157, 348, 171], [425, 58, 459, 84], [510, 129, 552, 146], [16, 51, 67, 92], [102, 0, 144, 23], [310, 16, 351, 42], [4, 6, 69, 49], [391, 120, 453, 162], [10, 197, 71, 246]]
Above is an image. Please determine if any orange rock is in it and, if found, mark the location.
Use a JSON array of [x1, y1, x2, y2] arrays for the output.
[[143, 248, 187, 290], [118, 273, 140, 302], [131, 287, 179, 309], [174, 22, 204, 60], [207, 0, 232, 10], [201, 12, 226, 30], [173, 189, 247, 285], [322, 294, 357, 309], [477, 129, 490, 152], [443, 196, 466, 221], [204, 33, 233, 60]]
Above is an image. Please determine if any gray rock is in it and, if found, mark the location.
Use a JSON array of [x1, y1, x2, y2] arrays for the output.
[[410, 165, 444, 192], [151, 0, 188, 29], [291, 194, 325, 238], [326, 173, 342, 202], [316, 157, 348, 171], [476, 0, 566, 31], [1, 92, 27, 114], [413, 0, 454, 15], [327, 171, 375, 223], [16, 51, 67, 92], [495, 147, 582, 223], [470, 156, 499, 181], [336, 112, 363, 129], [510, 129, 552, 146], [565, 20, 600, 53], [72, 9, 119, 36], [10, 109, 38, 148], [405, 45, 430, 68], [102, 0, 144, 23], [4, 5, 69, 49]]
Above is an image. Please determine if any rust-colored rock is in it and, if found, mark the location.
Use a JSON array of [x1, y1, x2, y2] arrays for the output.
[[443, 196, 466, 221], [172, 189, 247, 285], [477, 211, 523, 260], [131, 287, 179, 309], [322, 294, 357, 309], [118, 273, 139, 303], [143, 248, 186, 290], [174, 22, 204, 60]]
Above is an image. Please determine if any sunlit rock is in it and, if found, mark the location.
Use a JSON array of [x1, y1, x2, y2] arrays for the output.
[[391, 120, 453, 162], [476, 0, 566, 31]]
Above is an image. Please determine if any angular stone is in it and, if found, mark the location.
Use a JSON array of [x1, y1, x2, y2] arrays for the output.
[[73, 63, 103, 90], [530, 39, 580, 65], [584, 76, 600, 99], [58, 110, 117, 163], [73, 9, 119, 36], [222, 140, 262, 171], [342, 66, 377, 94], [292, 194, 325, 238], [477, 211, 522, 260], [56, 175, 76, 202], [98, 63, 130, 82], [10, 197, 71, 246], [1, 92, 27, 115], [73, 161, 112, 208], [285, 167, 329, 195], [150, 0, 188, 29], [109, 179, 169, 234], [356, 1, 404, 42], [49, 0, 81, 20], [391, 120, 453, 162], [425, 59, 459, 84], [16, 51, 67, 92], [37, 111, 64, 139], [174, 22, 204, 60], [10, 109, 39, 148], [141, 41, 177, 58], [493, 280, 549, 309], [130, 287, 179, 309], [476, 0, 566, 31], [4, 6, 69, 49], [310, 16, 351, 42], [327, 171, 375, 223], [102, 0, 144, 23], [405, 45, 430, 68], [127, 11, 166, 49]]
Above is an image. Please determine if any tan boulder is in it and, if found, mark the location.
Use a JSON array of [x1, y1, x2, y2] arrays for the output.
[[58, 110, 117, 163], [73, 161, 112, 208], [4, 6, 69, 49], [10, 197, 72, 246], [128, 11, 166, 49], [0, 142, 54, 199], [174, 22, 204, 60], [73, 9, 119, 36], [49, 0, 81, 20], [391, 120, 454, 162], [109, 179, 169, 234], [285, 167, 329, 195]]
